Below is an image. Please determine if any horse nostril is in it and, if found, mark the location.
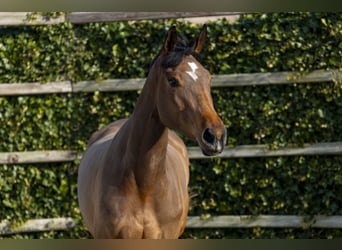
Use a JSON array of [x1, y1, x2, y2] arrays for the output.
[[202, 128, 216, 145]]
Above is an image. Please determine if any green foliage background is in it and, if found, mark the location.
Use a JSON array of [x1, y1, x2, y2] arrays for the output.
[[0, 12, 341, 238]]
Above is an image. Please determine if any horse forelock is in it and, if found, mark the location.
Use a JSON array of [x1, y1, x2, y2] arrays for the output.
[[149, 34, 201, 71]]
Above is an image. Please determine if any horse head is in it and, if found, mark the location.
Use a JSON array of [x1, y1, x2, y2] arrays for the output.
[[150, 25, 227, 156]]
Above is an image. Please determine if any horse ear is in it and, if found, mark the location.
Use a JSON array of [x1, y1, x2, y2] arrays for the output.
[[162, 26, 177, 54], [192, 24, 207, 53]]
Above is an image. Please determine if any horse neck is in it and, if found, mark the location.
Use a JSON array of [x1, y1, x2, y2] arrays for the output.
[[123, 72, 168, 191]]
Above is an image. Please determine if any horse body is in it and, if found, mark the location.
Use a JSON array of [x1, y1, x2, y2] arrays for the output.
[[78, 120, 189, 238], [78, 25, 226, 238]]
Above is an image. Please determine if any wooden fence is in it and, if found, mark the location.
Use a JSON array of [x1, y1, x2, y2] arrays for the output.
[[0, 12, 241, 26], [0, 12, 342, 236]]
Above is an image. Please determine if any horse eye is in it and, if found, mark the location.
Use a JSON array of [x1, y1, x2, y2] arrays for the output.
[[168, 77, 179, 88]]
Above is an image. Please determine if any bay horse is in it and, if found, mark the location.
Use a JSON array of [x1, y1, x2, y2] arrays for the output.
[[77, 25, 227, 239]]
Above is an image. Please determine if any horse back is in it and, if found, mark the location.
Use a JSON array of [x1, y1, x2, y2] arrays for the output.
[[87, 119, 128, 146]]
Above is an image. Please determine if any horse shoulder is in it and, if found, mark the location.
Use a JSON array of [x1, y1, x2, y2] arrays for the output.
[[166, 130, 190, 186]]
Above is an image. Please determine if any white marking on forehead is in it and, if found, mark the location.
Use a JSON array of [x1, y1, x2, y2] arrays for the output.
[[186, 61, 198, 81]]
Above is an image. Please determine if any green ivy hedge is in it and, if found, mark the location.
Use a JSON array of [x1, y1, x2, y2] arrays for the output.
[[0, 12, 341, 238]]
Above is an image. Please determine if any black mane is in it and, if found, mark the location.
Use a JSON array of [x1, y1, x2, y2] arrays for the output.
[[150, 33, 201, 70]]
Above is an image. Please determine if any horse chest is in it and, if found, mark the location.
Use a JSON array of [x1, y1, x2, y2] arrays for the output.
[[99, 176, 187, 238]]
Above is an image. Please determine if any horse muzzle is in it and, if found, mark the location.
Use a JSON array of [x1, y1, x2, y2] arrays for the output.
[[198, 126, 227, 156]]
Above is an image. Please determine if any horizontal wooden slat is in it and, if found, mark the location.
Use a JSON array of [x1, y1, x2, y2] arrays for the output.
[[0, 218, 75, 235], [0, 12, 65, 26], [211, 69, 342, 87], [0, 12, 29, 25], [0, 70, 340, 96], [67, 12, 238, 24], [0, 142, 341, 165], [72, 78, 145, 92], [2, 215, 342, 235], [0, 150, 79, 164], [0, 12, 239, 26], [187, 142, 342, 159], [186, 215, 342, 229], [0, 82, 72, 96], [72, 70, 342, 92]]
